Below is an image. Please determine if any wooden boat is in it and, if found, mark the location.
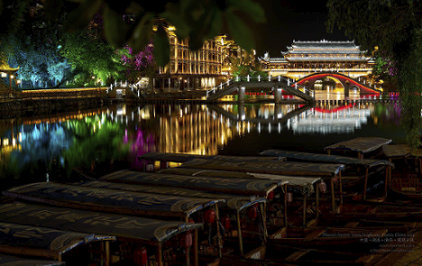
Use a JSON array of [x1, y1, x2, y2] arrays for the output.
[[260, 149, 392, 168], [4, 182, 224, 259], [221, 227, 387, 265], [138, 152, 285, 163], [100, 170, 288, 233], [0, 201, 204, 266], [179, 158, 344, 177], [78, 180, 268, 258], [324, 137, 392, 159], [163, 159, 344, 213], [260, 149, 394, 200], [319, 201, 422, 224], [268, 226, 387, 248], [383, 144, 422, 201], [159, 167, 322, 228], [389, 174, 422, 201], [4, 182, 223, 222], [100, 170, 282, 197], [0, 253, 64, 266], [0, 222, 114, 264]]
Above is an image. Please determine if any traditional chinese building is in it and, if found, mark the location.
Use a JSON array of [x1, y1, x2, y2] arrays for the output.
[[156, 27, 241, 91], [0, 59, 19, 94], [259, 40, 375, 80]]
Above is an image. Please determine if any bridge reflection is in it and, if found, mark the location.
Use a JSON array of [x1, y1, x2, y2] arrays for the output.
[[289, 103, 371, 134]]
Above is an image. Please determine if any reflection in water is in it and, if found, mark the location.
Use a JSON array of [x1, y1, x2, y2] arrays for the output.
[[0, 98, 404, 187], [290, 103, 371, 134]]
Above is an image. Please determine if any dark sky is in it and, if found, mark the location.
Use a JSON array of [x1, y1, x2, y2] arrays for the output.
[[253, 0, 347, 57]]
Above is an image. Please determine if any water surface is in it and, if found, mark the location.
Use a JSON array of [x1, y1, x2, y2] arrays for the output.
[[0, 100, 405, 189]]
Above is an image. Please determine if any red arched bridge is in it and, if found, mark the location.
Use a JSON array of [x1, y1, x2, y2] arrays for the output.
[[203, 72, 380, 102], [293, 72, 381, 95]]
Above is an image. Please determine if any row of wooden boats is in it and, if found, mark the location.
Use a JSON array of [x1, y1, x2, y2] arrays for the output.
[[1, 137, 422, 265]]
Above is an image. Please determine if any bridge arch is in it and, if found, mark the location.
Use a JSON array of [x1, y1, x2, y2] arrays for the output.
[[293, 72, 380, 94]]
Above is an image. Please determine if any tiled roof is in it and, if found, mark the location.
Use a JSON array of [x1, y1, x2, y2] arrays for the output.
[[285, 50, 362, 54], [286, 56, 370, 62], [290, 40, 358, 48], [0, 60, 19, 72]]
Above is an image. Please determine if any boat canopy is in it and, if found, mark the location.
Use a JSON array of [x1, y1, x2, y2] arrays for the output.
[[246, 173, 321, 195], [79, 180, 266, 212], [179, 159, 344, 177], [260, 149, 394, 168], [383, 144, 422, 159], [139, 152, 283, 163], [5, 182, 222, 218], [0, 202, 202, 244], [324, 137, 392, 154], [159, 168, 320, 195], [0, 253, 64, 266], [100, 170, 281, 197], [0, 222, 114, 259]]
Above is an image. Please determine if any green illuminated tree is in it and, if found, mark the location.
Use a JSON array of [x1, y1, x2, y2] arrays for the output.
[[230, 52, 267, 79], [59, 30, 125, 86]]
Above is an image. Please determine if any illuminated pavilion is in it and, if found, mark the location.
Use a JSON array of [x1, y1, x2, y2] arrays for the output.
[[0, 59, 19, 94], [259, 40, 375, 80]]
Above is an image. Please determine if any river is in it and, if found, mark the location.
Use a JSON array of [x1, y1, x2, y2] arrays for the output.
[[0, 98, 405, 190]]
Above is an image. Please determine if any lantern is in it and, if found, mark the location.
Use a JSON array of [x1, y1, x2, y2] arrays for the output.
[[222, 216, 231, 231], [204, 209, 216, 224], [267, 191, 274, 200], [319, 182, 327, 193], [287, 192, 293, 202], [133, 247, 148, 265], [180, 232, 193, 248], [247, 205, 258, 220]]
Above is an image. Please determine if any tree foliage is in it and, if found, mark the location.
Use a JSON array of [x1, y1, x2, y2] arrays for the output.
[[8, 38, 71, 88], [327, 0, 422, 148], [230, 50, 267, 78], [59, 30, 125, 86], [3, 0, 266, 67], [121, 44, 155, 83]]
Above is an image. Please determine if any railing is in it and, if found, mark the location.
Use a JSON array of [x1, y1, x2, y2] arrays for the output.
[[205, 75, 295, 97], [19, 87, 107, 100]]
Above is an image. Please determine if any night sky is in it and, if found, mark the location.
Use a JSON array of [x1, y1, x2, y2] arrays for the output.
[[253, 0, 347, 57]]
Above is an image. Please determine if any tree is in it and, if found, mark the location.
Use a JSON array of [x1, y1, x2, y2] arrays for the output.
[[59, 30, 125, 86], [327, 0, 422, 148], [120, 44, 155, 83], [1, 0, 266, 67], [229, 49, 267, 78], [6, 36, 71, 89]]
